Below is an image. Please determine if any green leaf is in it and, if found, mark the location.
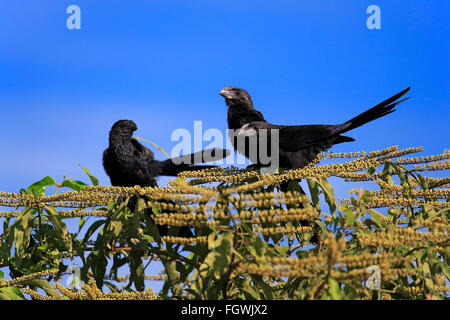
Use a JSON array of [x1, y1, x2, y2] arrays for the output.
[[275, 245, 289, 256], [44, 206, 72, 252], [86, 234, 108, 290], [133, 136, 170, 159], [26, 176, 57, 197], [306, 178, 320, 209], [82, 220, 106, 245], [205, 231, 233, 275], [327, 277, 342, 300], [422, 262, 434, 290], [344, 209, 356, 227], [129, 252, 145, 291], [251, 275, 273, 300], [12, 208, 34, 258], [249, 237, 266, 257], [241, 280, 261, 299], [28, 279, 60, 298], [108, 220, 123, 237], [135, 197, 148, 213], [439, 261, 450, 281], [318, 178, 337, 213], [37, 242, 48, 251], [161, 256, 180, 296], [78, 164, 99, 186], [61, 179, 87, 191], [78, 216, 87, 234], [0, 287, 26, 300], [368, 209, 384, 229]]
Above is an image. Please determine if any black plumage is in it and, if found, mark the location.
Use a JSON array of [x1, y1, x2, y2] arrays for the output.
[[103, 120, 156, 188], [220, 86, 410, 244], [220, 86, 410, 170], [103, 119, 229, 237], [103, 120, 229, 185]]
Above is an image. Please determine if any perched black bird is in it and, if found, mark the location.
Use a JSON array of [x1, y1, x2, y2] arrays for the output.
[[220, 86, 410, 244], [103, 120, 229, 185], [103, 120, 156, 188], [219, 86, 410, 170], [103, 119, 229, 237]]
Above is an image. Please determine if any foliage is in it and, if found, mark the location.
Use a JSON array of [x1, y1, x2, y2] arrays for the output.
[[0, 146, 449, 300]]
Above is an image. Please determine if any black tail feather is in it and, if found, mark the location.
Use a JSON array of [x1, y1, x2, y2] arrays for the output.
[[153, 148, 229, 177], [342, 88, 410, 133]]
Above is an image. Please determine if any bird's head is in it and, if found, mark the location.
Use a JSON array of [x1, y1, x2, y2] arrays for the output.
[[110, 120, 138, 137], [219, 86, 254, 110]]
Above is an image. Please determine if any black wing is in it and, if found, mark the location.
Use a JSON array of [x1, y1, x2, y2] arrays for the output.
[[131, 139, 154, 164], [103, 145, 155, 187], [250, 87, 410, 152]]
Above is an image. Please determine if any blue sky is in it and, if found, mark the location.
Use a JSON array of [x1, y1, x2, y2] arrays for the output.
[[1, 0, 449, 191], [0, 1, 449, 291]]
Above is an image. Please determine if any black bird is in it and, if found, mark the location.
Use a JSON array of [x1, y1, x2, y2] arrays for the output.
[[103, 120, 229, 185], [103, 119, 229, 237], [103, 120, 156, 188], [219, 86, 411, 170], [220, 86, 410, 244]]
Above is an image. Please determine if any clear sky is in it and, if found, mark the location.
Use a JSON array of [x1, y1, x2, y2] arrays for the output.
[[0, 1, 449, 290]]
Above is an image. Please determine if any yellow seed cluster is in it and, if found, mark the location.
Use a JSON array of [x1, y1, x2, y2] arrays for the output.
[[413, 218, 450, 231], [49, 281, 158, 300], [162, 236, 208, 245], [377, 146, 425, 160], [357, 229, 449, 247], [236, 252, 415, 280], [396, 152, 450, 165], [338, 172, 380, 182], [22, 288, 57, 300], [115, 274, 166, 282], [393, 285, 450, 295], [382, 188, 449, 199], [374, 179, 405, 191], [0, 269, 58, 288], [0, 209, 109, 218], [0, 210, 21, 218], [257, 225, 313, 236], [414, 161, 450, 172], [242, 207, 319, 224], [424, 176, 450, 188], [178, 166, 257, 180], [154, 215, 218, 228], [317, 145, 402, 161], [368, 195, 448, 208], [255, 251, 411, 271]]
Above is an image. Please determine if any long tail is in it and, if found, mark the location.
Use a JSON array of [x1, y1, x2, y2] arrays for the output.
[[342, 87, 410, 133], [152, 148, 229, 177]]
